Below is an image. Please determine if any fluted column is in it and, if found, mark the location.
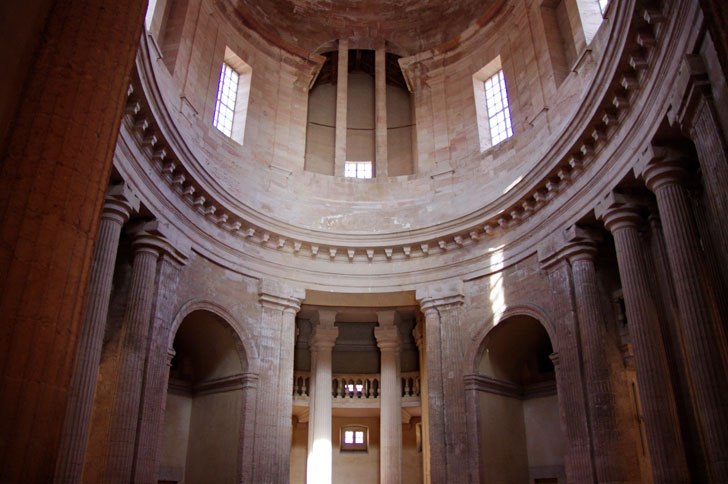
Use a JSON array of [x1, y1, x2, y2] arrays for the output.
[[540, 225, 638, 483], [104, 222, 174, 483], [375, 39, 388, 177], [334, 38, 349, 176], [252, 281, 304, 484], [637, 147, 728, 481], [53, 185, 138, 484], [0, 1, 146, 480], [376, 311, 402, 484], [306, 311, 338, 484], [132, 244, 187, 484], [239, 372, 260, 484], [416, 281, 468, 484], [595, 192, 689, 483], [670, 55, 728, 283], [536, 253, 595, 484]]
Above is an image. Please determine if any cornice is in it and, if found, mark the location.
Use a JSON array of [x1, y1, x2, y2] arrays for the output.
[[114, 0, 697, 289]]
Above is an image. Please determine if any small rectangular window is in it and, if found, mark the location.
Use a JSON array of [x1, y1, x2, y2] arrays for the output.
[[340, 425, 368, 451], [213, 63, 239, 137], [344, 161, 373, 179], [484, 70, 513, 146]]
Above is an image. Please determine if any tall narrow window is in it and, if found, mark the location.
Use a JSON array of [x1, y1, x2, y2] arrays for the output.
[[484, 70, 513, 146], [211, 48, 252, 144], [213, 63, 239, 138], [598, 0, 609, 15], [473, 56, 514, 151]]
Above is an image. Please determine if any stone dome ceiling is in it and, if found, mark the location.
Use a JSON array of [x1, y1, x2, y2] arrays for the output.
[[228, 0, 506, 54]]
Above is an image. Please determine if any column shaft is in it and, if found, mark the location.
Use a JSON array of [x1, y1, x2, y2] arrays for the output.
[[132, 255, 184, 484], [571, 255, 631, 483], [651, 179, 728, 481], [54, 192, 134, 484], [416, 285, 468, 484], [376, 321, 402, 484], [610, 224, 689, 483], [307, 325, 337, 484], [334, 39, 349, 176], [544, 261, 596, 483], [421, 308, 446, 484], [252, 284, 303, 484], [0, 1, 146, 480], [375, 40, 388, 177], [105, 246, 160, 482]]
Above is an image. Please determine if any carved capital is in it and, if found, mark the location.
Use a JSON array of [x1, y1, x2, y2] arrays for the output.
[[127, 219, 188, 265], [102, 183, 139, 225], [595, 192, 648, 233], [258, 280, 305, 313], [668, 54, 712, 130], [634, 144, 690, 192], [537, 224, 602, 270], [310, 325, 339, 351], [375, 325, 401, 351], [416, 280, 465, 313]]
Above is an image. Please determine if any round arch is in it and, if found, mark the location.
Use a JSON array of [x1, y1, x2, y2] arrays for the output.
[[465, 303, 558, 376], [169, 299, 259, 375]]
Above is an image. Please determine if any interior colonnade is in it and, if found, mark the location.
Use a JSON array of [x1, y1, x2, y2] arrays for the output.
[[2, 0, 728, 483]]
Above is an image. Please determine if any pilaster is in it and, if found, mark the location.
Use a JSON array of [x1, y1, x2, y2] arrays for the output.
[[252, 280, 304, 484], [334, 39, 349, 176], [416, 281, 467, 484], [133, 243, 187, 484], [105, 220, 184, 483], [375, 39, 388, 177], [537, 239, 596, 484], [539, 224, 639, 482], [636, 146, 728, 481], [595, 192, 690, 483]]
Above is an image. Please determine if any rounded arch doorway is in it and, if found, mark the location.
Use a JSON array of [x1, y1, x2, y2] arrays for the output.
[[474, 315, 565, 484]]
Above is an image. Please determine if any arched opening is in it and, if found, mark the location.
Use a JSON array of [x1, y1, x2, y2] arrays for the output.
[[158, 310, 247, 484], [476, 315, 564, 484]]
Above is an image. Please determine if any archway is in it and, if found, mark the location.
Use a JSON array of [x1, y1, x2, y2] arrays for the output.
[[158, 309, 248, 484], [475, 315, 565, 484]]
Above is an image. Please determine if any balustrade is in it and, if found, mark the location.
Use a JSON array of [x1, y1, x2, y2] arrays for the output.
[[292, 371, 420, 402]]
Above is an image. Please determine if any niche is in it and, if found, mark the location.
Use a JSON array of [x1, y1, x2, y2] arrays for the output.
[[158, 310, 247, 484], [477, 315, 565, 484]]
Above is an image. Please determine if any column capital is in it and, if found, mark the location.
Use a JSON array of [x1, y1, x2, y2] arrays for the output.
[[375, 325, 401, 351], [595, 191, 648, 233], [317, 309, 337, 327], [634, 144, 690, 192], [102, 183, 139, 225], [537, 224, 602, 270], [376, 310, 398, 326], [668, 54, 713, 130], [310, 325, 339, 351], [126, 220, 188, 265], [416, 280, 464, 313], [258, 280, 305, 313]]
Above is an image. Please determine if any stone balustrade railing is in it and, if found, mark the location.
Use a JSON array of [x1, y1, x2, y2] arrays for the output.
[[292, 371, 420, 402]]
